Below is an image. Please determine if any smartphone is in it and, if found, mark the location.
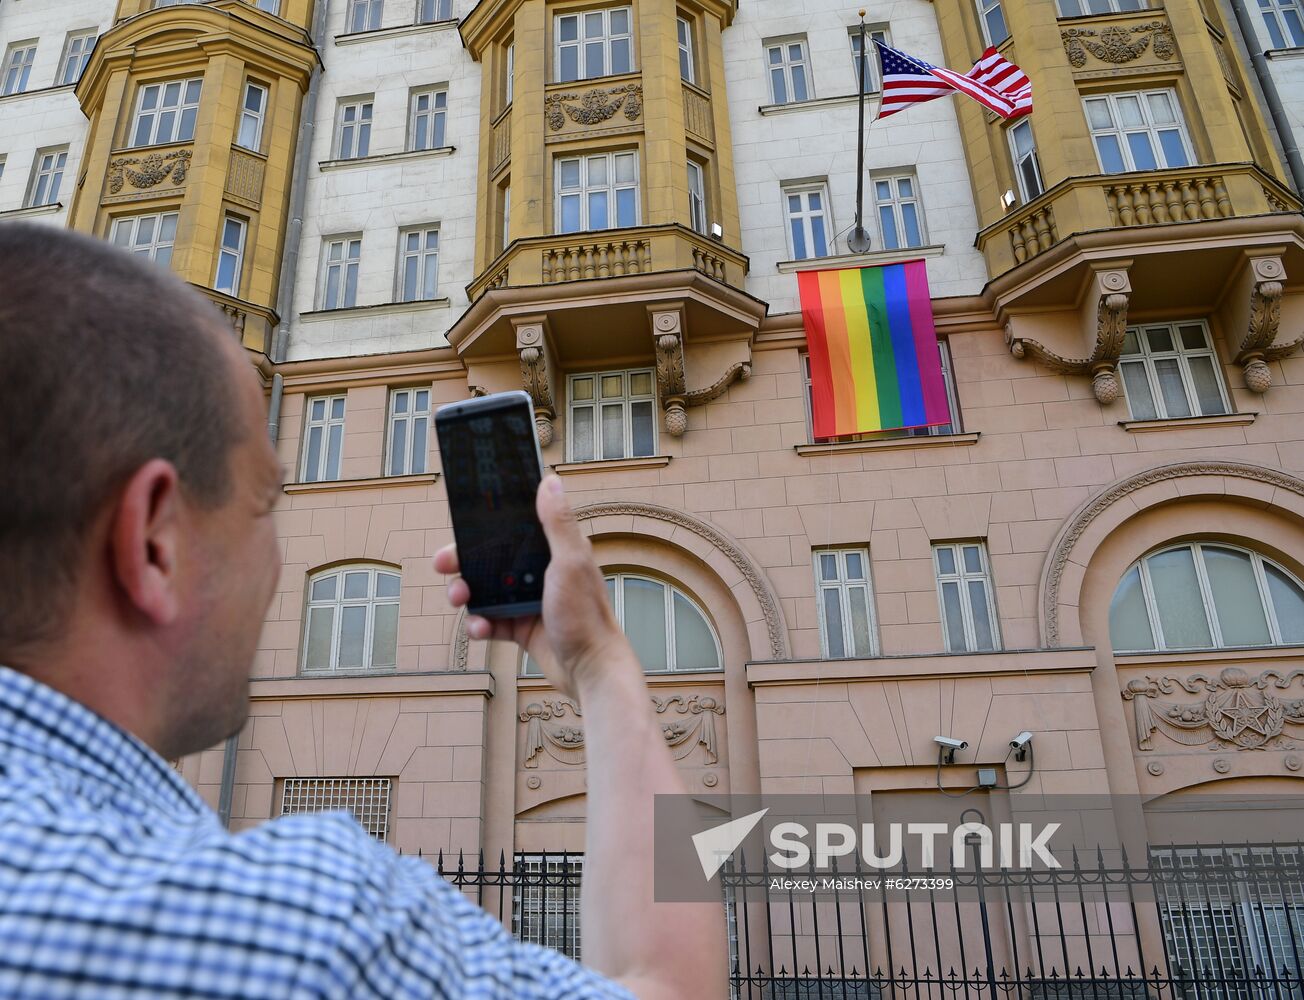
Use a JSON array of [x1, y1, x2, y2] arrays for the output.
[[435, 390, 550, 618]]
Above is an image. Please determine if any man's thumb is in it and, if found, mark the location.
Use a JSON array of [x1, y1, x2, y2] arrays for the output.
[[536, 474, 582, 551]]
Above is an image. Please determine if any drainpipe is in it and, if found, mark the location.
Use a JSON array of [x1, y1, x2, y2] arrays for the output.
[[218, 2, 329, 829], [1225, 0, 1304, 195]]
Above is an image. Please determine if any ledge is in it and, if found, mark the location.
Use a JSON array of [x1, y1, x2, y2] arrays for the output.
[[552, 455, 672, 475], [299, 297, 451, 321], [319, 145, 455, 171], [746, 646, 1098, 687], [517, 668, 724, 689], [795, 431, 979, 457], [0, 83, 75, 105], [334, 19, 458, 44], [777, 244, 946, 273], [758, 92, 876, 116], [1119, 411, 1257, 433], [1265, 46, 1304, 61], [1114, 644, 1304, 666], [0, 202, 63, 219], [284, 472, 438, 494], [250, 669, 494, 701]]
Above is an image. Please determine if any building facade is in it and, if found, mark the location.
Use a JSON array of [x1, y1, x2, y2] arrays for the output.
[[4, 0, 1304, 988]]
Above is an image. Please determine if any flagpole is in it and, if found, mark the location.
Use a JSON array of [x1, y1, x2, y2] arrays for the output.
[[849, 9, 872, 254]]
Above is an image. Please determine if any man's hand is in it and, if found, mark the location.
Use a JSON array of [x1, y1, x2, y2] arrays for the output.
[[434, 474, 629, 701]]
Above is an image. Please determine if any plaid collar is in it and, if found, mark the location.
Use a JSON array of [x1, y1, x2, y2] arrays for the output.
[[0, 664, 209, 818]]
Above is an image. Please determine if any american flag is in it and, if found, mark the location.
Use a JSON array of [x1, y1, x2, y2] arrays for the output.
[[873, 39, 1032, 121]]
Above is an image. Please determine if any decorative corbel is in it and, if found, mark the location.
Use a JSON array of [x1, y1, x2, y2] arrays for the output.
[[1005, 267, 1131, 404], [512, 317, 558, 447], [648, 304, 687, 436], [1232, 256, 1297, 393]]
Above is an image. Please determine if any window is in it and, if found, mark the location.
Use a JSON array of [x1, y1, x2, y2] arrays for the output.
[[1008, 119, 1044, 201], [253, 0, 282, 12], [555, 151, 639, 233], [2, 42, 36, 96], [568, 369, 656, 462], [398, 226, 439, 302], [110, 212, 178, 267], [334, 99, 373, 159], [347, 0, 383, 32], [302, 565, 400, 671], [687, 159, 707, 234], [1259, 0, 1304, 47], [766, 38, 811, 104], [213, 216, 247, 295], [386, 387, 431, 476], [1058, 0, 1144, 12], [525, 575, 721, 673], [58, 32, 97, 86], [815, 548, 877, 658], [280, 778, 392, 840], [934, 542, 1000, 653], [1118, 321, 1228, 420], [131, 79, 202, 148], [408, 88, 447, 151], [555, 7, 633, 83], [320, 237, 361, 309], [977, 0, 1009, 45], [874, 173, 925, 250], [505, 43, 515, 104], [237, 82, 267, 151], [500, 181, 511, 249], [514, 854, 583, 959], [26, 149, 68, 208], [0, 157, 6, 184], [849, 27, 889, 93], [418, 0, 452, 22], [1084, 90, 1193, 174], [678, 16, 695, 83], [301, 395, 346, 483], [1110, 543, 1304, 651], [783, 183, 830, 260], [802, 342, 960, 443]]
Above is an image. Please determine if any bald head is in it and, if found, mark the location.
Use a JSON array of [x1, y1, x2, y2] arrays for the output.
[[0, 222, 243, 653]]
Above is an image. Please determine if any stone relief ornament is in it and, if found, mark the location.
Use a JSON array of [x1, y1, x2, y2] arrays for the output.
[[1233, 257, 1301, 393], [545, 83, 643, 131], [520, 694, 725, 768], [107, 150, 192, 194], [1121, 667, 1304, 751], [1061, 21, 1175, 68]]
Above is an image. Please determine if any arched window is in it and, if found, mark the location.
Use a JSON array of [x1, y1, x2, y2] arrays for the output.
[[303, 565, 401, 672], [523, 574, 721, 674], [1110, 543, 1304, 652]]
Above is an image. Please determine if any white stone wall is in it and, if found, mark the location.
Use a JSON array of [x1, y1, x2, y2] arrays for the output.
[[0, 0, 107, 228], [722, 0, 988, 315], [285, 0, 482, 361]]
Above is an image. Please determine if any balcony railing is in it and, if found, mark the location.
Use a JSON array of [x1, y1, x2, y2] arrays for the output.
[[978, 163, 1300, 275], [469, 223, 747, 301], [195, 284, 278, 355]]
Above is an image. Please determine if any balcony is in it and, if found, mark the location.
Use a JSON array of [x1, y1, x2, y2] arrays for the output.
[[197, 285, 278, 356]]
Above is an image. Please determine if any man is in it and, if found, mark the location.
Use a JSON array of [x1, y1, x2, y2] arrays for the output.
[[0, 222, 726, 998]]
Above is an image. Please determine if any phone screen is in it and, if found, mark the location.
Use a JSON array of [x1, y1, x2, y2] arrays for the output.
[[436, 393, 550, 616]]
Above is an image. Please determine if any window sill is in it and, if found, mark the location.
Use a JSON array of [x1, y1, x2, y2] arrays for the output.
[[1119, 412, 1256, 433], [1265, 46, 1304, 60], [776, 244, 946, 273], [795, 431, 980, 456], [1113, 643, 1304, 665], [334, 19, 458, 44], [758, 92, 878, 116], [0, 83, 75, 104], [299, 298, 451, 321], [552, 455, 672, 475], [284, 472, 438, 494], [319, 146, 455, 171], [518, 667, 724, 689], [0, 202, 63, 219]]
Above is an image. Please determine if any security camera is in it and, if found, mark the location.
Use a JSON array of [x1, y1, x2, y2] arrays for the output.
[[934, 735, 968, 764], [1010, 731, 1033, 761]]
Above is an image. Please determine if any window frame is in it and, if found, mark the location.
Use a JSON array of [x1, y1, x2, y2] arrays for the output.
[[873, 172, 926, 250], [554, 6, 635, 83], [58, 31, 98, 87], [300, 394, 348, 483], [1008, 119, 1045, 202], [814, 547, 880, 659], [567, 368, 657, 463], [504, 42, 515, 106], [848, 26, 890, 95], [109, 210, 179, 266], [782, 182, 832, 261], [1, 41, 37, 97], [300, 565, 402, 673], [1083, 90, 1195, 174], [385, 386, 432, 476], [976, 0, 1010, 46], [130, 78, 203, 149], [334, 98, 374, 160], [1258, 0, 1304, 48], [214, 215, 248, 296], [408, 86, 448, 152], [765, 36, 813, 105], [237, 81, 268, 152], [1117, 320, 1230, 421], [26, 147, 69, 208], [346, 0, 384, 32], [687, 159, 707, 235], [677, 15, 696, 84], [554, 150, 641, 234], [1113, 542, 1304, 652], [319, 236, 362, 310], [1057, 0, 1146, 13], [933, 541, 1002, 653], [397, 225, 440, 303], [254, 0, 282, 13]]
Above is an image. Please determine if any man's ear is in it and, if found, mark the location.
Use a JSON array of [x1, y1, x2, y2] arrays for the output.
[[109, 458, 185, 626]]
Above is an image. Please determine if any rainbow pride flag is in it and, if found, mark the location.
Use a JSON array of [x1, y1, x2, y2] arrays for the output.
[[797, 260, 951, 438]]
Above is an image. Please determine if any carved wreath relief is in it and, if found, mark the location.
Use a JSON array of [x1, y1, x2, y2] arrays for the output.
[[1122, 667, 1304, 751], [1061, 22, 1175, 68], [108, 150, 192, 194], [545, 84, 643, 132], [521, 694, 725, 767]]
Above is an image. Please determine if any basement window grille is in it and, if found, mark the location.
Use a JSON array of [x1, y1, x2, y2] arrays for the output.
[[279, 777, 393, 841]]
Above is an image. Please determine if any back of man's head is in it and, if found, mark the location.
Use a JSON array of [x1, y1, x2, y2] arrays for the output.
[[0, 222, 240, 656]]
